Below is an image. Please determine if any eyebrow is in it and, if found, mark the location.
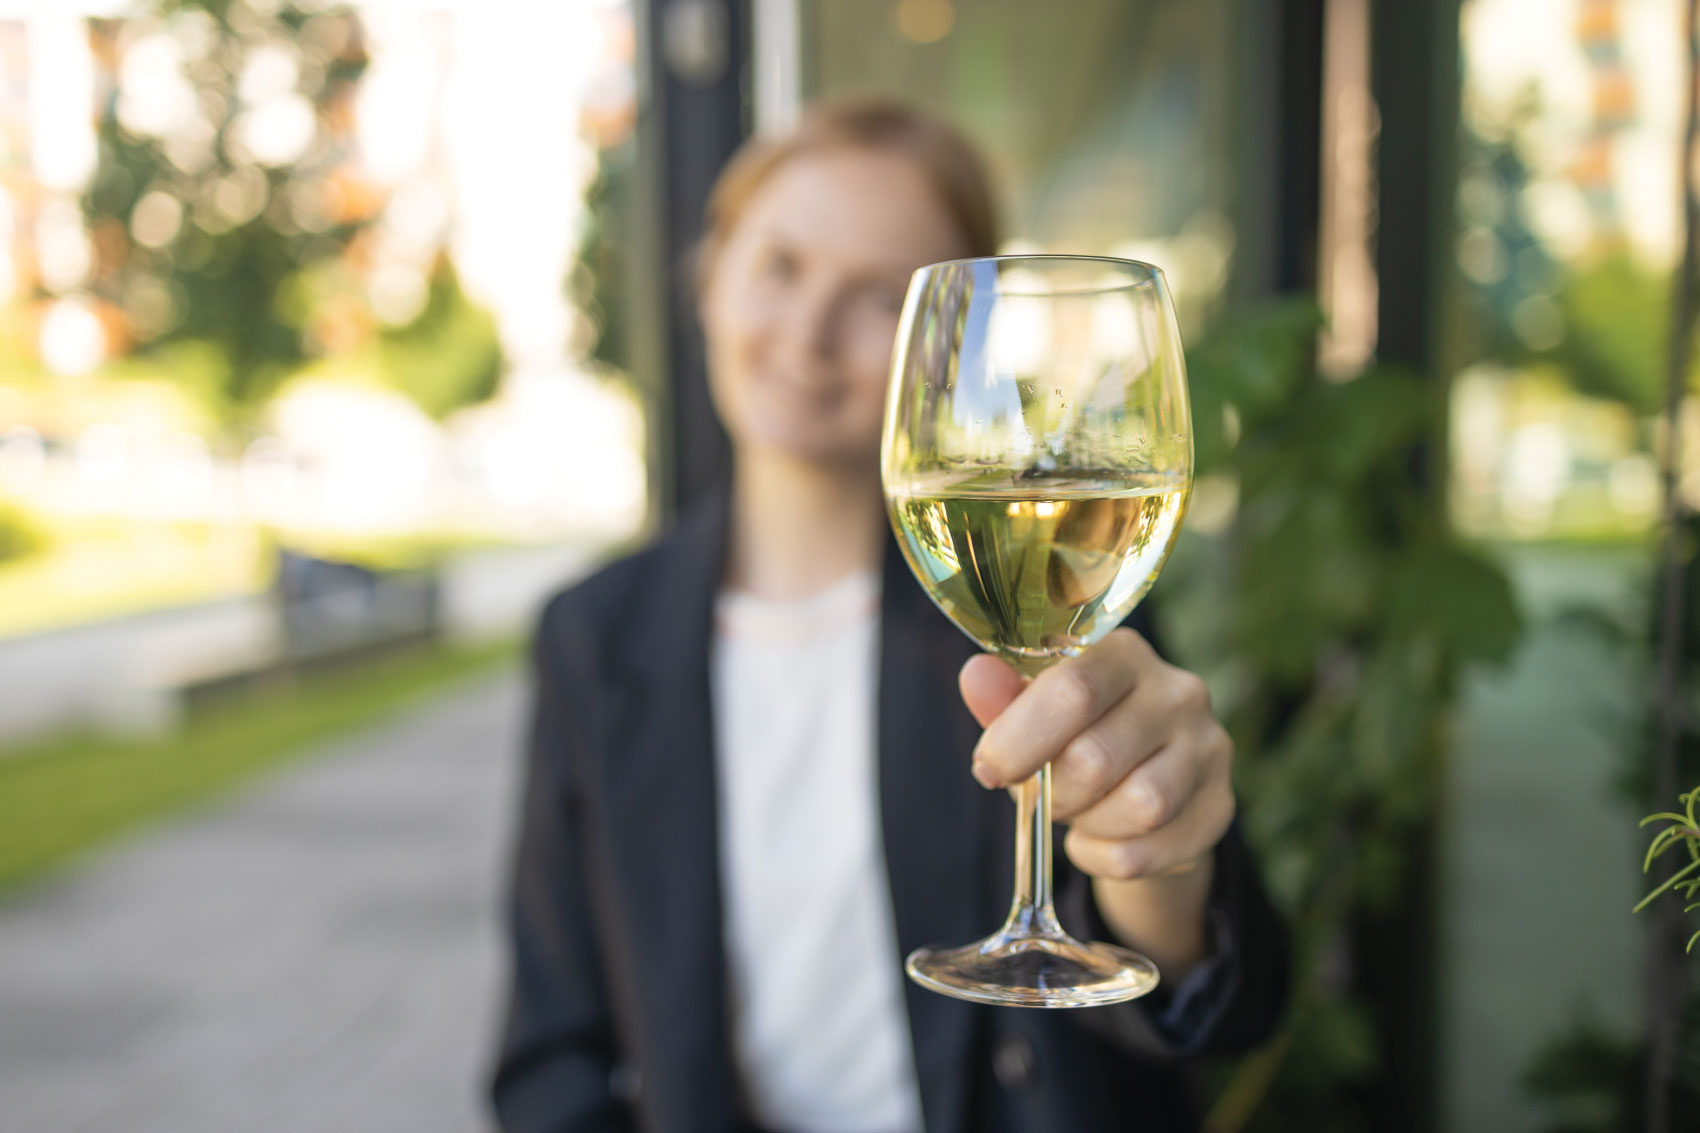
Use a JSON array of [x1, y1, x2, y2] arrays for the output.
[[750, 226, 921, 279]]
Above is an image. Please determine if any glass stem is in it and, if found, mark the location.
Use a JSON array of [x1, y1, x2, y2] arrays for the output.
[[1000, 763, 1065, 939]]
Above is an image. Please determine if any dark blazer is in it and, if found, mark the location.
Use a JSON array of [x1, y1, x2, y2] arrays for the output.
[[491, 490, 1289, 1133]]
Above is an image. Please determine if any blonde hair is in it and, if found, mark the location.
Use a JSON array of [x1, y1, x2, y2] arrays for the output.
[[697, 94, 1001, 288]]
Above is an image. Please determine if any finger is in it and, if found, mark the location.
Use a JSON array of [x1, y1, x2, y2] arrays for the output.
[[973, 629, 1150, 787], [1047, 687, 1169, 821], [1049, 653, 1219, 818], [1067, 723, 1227, 841], [1063, 780, 1235, 881], [959, 653, 1026, 729]]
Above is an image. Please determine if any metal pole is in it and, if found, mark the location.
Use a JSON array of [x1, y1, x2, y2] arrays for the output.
[[1646, 3, 1699, 1127]]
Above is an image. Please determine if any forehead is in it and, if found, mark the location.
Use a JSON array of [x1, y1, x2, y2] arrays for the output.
[[733, 146, 968, 271]]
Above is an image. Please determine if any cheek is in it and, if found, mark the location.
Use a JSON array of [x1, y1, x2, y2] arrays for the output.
[[846, 313, 901, 410], [704, 287, 775, 408]]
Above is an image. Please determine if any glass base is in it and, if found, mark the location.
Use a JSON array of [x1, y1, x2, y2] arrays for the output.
[[905, 932, 1160, 1008]]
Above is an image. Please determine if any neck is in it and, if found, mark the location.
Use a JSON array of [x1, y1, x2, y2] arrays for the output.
[[724, 447, 886, 600]]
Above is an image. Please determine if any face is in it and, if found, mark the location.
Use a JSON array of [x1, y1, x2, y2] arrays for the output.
[[700, 146, 972, 468]]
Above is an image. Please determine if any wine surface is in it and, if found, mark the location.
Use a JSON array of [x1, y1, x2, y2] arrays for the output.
[[888, 472, 1188, 672]]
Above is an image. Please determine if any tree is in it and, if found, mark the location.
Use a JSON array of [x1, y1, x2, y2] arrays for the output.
[[80, 1, 374, 415]]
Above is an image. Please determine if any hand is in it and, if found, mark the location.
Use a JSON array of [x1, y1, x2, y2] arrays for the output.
[[959, 628, 1235, 884]]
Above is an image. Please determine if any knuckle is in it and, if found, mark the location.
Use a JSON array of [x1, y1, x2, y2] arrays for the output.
[[1215, 736, 1236, 780], [1212, 782, 1238, 832], [1172, 671, 1212, 714], [1060, 732, 1118, 795], [1133, 780, 1174, 830], [1115, 622, 1156, 656], [1107, 840, 1147, 880], [1049, 667, 1100, 719], [1109, 626, 1147, 657], [1201, 725, 1234, 783]]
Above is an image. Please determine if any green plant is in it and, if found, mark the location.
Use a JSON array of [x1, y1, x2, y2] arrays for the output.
[[1514, 526, 1700, 1130], [1157, 301, 1523, 1128], [377, 259, 503, 419], [0, 503, 47, 564], [1638, 787, 1700, 951], [1521, 1003, 1700, 1133], [80, 2, 374, 414]]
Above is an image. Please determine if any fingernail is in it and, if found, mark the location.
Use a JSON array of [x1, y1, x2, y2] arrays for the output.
[[972, 759, 1002, 789]]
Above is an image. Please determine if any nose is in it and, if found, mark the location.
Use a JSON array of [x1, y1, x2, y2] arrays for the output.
[[789, 280, 842, 363]]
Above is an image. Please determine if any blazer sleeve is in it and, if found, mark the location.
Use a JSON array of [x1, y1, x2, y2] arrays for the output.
[[1057, 817, 1290, 1061], [490, 602, 634, 1133]]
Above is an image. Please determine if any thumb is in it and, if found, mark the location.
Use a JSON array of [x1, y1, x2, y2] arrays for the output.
[[959, 653, 1026, 728]]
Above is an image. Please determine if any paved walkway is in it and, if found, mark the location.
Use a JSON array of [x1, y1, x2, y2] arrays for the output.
[[0, 671, 525, 1133], [1440, 545, 1647, 1131]]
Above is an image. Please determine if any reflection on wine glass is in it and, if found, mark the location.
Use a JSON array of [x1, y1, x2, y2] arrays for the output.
[[881, 255, 1193, 1007]]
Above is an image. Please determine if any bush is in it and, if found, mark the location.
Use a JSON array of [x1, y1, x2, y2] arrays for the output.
[[1164, 301, 1523, 1128], [0, 504, 47, 565]]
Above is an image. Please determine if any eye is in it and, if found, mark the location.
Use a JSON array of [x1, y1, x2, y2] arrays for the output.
[[860, 281, 906, 316], [758, 246, 801, 283]]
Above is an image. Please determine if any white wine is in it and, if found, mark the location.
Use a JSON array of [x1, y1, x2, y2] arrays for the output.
[[888, 472, 1188, 673]]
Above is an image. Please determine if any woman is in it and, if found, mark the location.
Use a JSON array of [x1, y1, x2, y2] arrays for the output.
[[491, 97, 1288, 1133]]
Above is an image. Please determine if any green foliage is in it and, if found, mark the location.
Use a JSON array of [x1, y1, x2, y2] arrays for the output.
[[1520, 522, 1700, 1124], [0, 503, 47, 564], [1554, 252, 1669, 415], [1636, 787, 1700, 952], [378, 260, 503, 419], [100, 339, 235, 419], [1165, 300, 1524, 1128], [1521, 1002, 1700, 1132], [80, 1, 374, 414], [1453, 96, 1680, 418], [572, 141, 635, 373]]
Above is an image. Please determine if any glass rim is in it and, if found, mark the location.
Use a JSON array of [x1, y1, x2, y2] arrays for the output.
[[911, 253, 1169, 297]]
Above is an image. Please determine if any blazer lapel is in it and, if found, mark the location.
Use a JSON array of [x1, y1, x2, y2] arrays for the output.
[[590, 497, 999, 1133], [878, 538, 996, 1133], [594, 492, 743, 1130]]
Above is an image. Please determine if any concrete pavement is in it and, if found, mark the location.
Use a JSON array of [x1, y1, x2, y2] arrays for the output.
[[0, 670, 526, 1133]]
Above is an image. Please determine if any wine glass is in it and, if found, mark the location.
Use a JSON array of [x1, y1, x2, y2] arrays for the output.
[[880, 255, 1193, 1007]]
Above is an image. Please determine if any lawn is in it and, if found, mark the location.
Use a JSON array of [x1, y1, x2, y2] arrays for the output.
[[0, 636, 519, 898], [0, 523, 266, 638]]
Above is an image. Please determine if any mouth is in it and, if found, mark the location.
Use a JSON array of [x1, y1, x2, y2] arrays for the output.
[[756, 373, 844, 414]]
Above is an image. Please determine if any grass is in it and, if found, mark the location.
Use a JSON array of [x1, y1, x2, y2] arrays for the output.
[[0, 636, 518, 898], [0, 508, 548, 639], [0, 524, 266, 638]]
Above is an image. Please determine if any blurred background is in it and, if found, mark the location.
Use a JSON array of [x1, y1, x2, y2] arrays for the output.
[[0, 0, 1690, 1130]]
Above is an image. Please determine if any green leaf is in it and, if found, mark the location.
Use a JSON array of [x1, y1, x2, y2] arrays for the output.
[[1296, 369, 1434, 483], [1646, 825, 1689, 872], [1642, 812, 1692, 828], [1385, 546, 1524, 666], [1633, 857, 1700, 913]]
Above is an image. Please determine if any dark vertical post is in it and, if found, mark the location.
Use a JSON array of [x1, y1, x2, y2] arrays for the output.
[[1275, 0, 1326, 295], [1372, 0, 1460, 379], [638, 0, 749, 518], [1361, 1, 1461, 1129], [1227, 0, 1324, 303]]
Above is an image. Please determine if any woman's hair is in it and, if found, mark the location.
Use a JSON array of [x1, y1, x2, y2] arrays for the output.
[[697, 94, 1002, 288]]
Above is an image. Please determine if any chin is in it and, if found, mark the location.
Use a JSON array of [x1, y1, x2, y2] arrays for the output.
[[743, 419, 879, 469]]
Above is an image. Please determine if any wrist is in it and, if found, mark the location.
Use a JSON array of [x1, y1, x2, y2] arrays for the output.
[[1090, 852, 1216, 978]]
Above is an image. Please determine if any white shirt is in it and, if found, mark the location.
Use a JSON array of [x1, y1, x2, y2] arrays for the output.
[[711, 570, 925, 1133]]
